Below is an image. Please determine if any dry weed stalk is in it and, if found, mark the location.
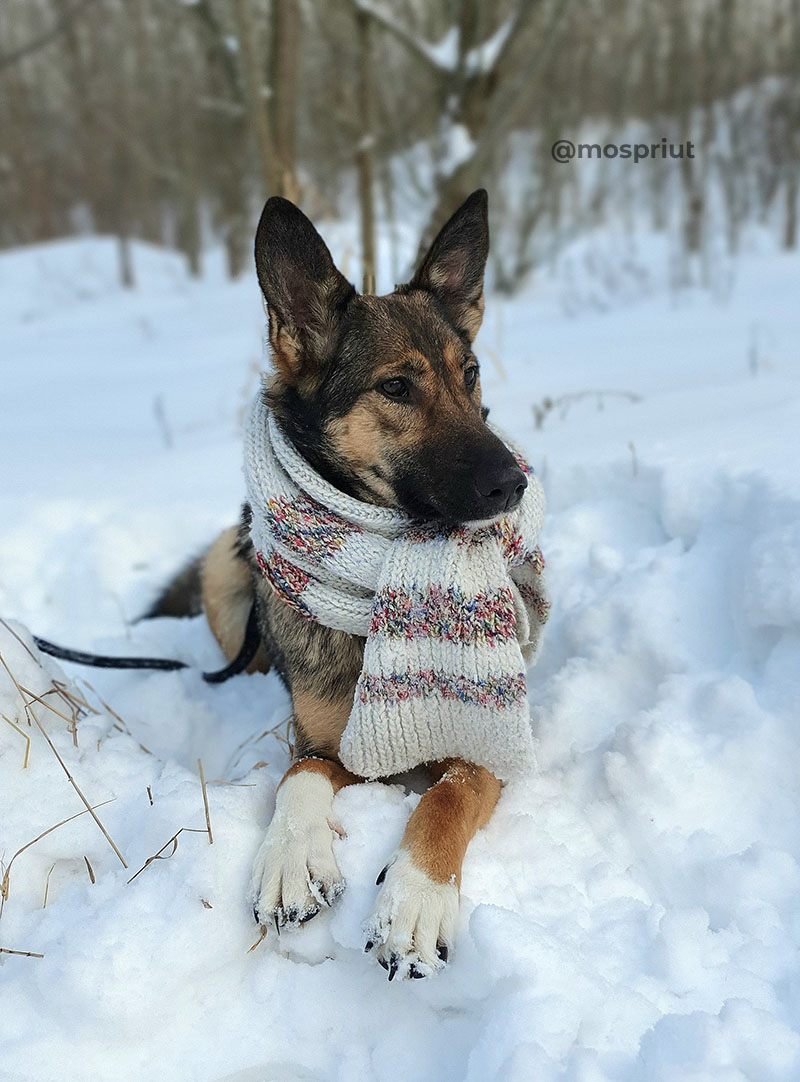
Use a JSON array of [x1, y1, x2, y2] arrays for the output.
[[1, 712, 30, 768], [0, 799, 114, 915], [248, 926, 268, 953], [532, 389, 641, 430], [126, 827, 210, 885], [42, 863, 56, 908], [127, 764, 216, 884], [0, 646, 127, 869], [80, 678, 153, 756], [198, 759, 213, 845], [0, 946, 44, 959], [225, 714, 294, 777]]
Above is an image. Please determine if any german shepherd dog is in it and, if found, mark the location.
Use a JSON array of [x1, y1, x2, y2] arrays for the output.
[[151, 189, 528, 980]]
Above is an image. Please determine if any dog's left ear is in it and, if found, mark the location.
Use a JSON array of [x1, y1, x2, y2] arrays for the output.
[[407, 189, 489, 342]]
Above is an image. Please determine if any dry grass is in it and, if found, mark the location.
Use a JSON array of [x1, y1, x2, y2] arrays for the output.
[[42, 862, 55, 908], [225, 713, 294, 777], [127, 761, 215, 884], [532, 389, 641, 430], [1, 712, 30, 768], [0, 946, 44, 959], [0, 634, 128, 870], [198, 758, 213, 845], [247, 925, 268, 953], [126, 826, 210, 885], [80, 678, 153, 756], [1, 798, 115, 916], [0, 623, 257, 943]]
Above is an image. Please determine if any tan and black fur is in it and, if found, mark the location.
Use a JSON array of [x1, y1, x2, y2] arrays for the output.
[[150, 190, 527, 978]]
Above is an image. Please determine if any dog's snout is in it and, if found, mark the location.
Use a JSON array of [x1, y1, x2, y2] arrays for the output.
[[475, 459, 527, 513]]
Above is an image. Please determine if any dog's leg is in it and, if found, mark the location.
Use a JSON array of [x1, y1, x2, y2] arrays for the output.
[[250, 694, 359, 931], [203, 526, 271, 673], [366, 758, 501, 980]]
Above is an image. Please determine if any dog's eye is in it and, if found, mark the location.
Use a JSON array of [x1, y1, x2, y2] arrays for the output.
[[464, 365, 479, 392], [379, 378, 409, 400]]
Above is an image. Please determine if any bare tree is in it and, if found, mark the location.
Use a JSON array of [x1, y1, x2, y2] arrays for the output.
[[355, 5, 377, 292], [270, 0, 301, 201]]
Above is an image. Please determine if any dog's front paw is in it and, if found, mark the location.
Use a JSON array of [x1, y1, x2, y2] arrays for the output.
[[249, 771, 345, 931], [364, 848, 458, 980]]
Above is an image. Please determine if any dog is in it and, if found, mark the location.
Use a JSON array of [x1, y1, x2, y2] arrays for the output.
[[150, 189, 530, 980]]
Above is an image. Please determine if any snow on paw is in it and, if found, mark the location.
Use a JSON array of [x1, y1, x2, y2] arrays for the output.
[[364, 848, 458, 981], [249, 771, 345, 932]]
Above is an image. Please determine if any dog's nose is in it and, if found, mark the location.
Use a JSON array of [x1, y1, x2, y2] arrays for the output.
[[475, 461, 527, 513]]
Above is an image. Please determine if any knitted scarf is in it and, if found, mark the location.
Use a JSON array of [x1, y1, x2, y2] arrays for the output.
[[244, 388, 550, 782]]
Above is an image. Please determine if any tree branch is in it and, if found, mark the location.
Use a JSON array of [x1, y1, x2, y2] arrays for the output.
[[0, 0, 98, 72], [350, 0, 452, 74]]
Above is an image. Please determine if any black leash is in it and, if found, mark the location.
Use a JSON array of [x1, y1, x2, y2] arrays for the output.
[[33, 604, 260, 685]]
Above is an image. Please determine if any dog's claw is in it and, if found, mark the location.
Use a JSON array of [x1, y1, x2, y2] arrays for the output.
[[365, 940, 374, 953], [253, 905, 261, 925], [376, 865, 388, 886], [316, 878, 345, 907], [365, 850, 457, 980]]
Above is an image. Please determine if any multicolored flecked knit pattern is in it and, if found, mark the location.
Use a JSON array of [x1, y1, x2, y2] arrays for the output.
[[369, 584, 519, 644], [245, 384, 549, 781], [357, 669, 528, 710]]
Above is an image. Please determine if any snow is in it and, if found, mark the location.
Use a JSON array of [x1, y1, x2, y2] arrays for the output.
[[352, 3, 459, 73], [464, 17, 514, 76], [1, 228, 800, 1081]]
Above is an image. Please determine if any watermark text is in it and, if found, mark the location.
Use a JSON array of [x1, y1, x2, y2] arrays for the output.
[[551, 139, 695, 164]]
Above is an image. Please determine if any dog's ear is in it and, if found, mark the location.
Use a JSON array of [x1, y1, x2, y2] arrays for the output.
[[407, 189, 489, 342], [254, 197, 355, 386]]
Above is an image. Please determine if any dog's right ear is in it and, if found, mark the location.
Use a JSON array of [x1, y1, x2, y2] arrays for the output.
[[254, 197, 355, 387]]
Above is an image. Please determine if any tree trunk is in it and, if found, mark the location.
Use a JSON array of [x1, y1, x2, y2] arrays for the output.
[[355, 7, 376, 293], [271, 0, 300, 201], [234, 0, 278, 198], [784, 173, 798, 250]]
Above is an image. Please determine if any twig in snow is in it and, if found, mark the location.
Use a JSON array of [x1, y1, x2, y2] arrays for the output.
[[42, 863, 56, 908], [28, 701, 127, 868], [80, 678, 153, 757], [2, 713, 31, 768], [198, 759, 213, 845], [0, 650, 127, 869], [628, 441, 638, 478], [126, 827, 209, 885], [248, 926, 268, 953], [0, 799, 115, 915], [0, 946, 44, 959], [532, 389, 641, 430], [224, 713, 293, 777], [153, 394, 173, 450]]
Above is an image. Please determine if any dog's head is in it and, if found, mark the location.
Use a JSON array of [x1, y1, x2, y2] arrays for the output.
[[255, 190, 526, 523]]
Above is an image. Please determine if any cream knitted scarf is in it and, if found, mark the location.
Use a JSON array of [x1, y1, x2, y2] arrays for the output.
[[244, 388, 549, 782]]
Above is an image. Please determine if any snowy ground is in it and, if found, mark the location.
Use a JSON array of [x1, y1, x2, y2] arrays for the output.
[[1, 227, 800, 1082]]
